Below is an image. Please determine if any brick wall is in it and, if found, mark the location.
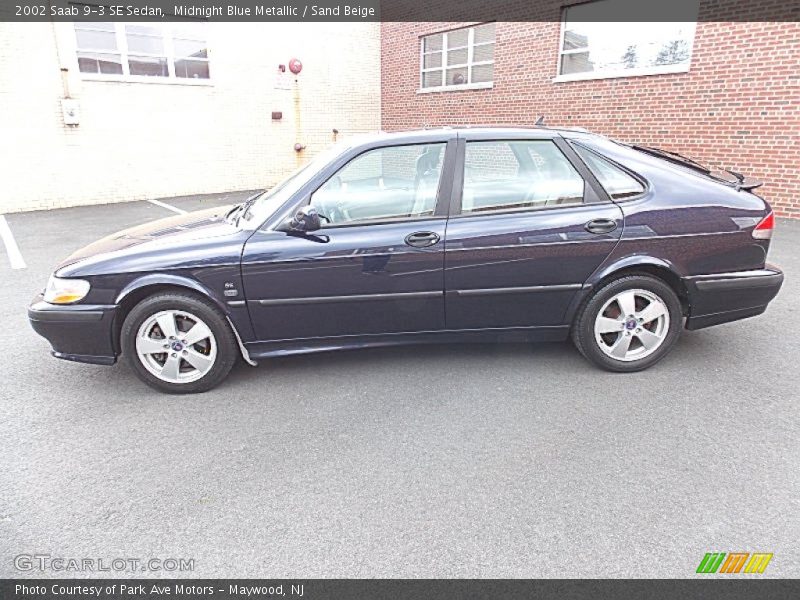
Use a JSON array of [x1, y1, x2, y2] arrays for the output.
[[0, 22, 380, 213], [381, 20, 800, 217]]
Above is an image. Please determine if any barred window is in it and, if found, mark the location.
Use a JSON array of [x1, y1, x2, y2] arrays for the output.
[[74, 23, 209, 81], [420, 23, 494, 91]]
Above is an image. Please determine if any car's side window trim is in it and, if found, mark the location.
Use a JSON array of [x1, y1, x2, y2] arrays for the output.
[[434, 138, 458, 217], [448, 136, 466, 217], [568, 140, 650, 202], [259, 137, 457, 232], [310, 213, 448, 230], [554, 137, 611, 203], [317, 137, 459, 229], [448, 201, 604, 220], [307, 139, 457, 230], [449, 136, 609, 218]]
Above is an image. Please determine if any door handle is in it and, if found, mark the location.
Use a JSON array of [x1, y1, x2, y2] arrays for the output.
[[404, 231, 440, 248], [585, 218, 618, 234]]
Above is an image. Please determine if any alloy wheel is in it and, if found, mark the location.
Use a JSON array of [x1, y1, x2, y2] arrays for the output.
[[135, 310, 217, 383], [593, 288, 670, 362]]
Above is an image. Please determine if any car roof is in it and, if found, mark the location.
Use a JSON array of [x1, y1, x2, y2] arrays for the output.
[[342, 126, 600, 146]]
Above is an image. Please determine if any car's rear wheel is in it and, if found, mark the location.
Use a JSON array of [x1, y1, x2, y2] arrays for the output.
[[572, 275, 683, 372], [121, 292, 237, 393]]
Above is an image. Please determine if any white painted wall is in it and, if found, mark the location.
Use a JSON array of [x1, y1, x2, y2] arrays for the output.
[[0, 22, 381, 212]]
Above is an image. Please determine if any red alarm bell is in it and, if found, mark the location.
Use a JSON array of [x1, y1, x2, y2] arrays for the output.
[[288, 58, 303, 75]]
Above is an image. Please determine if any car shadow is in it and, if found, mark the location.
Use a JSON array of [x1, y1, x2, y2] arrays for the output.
[[97, 327, 741, 402], [233, 340, 576, 373]]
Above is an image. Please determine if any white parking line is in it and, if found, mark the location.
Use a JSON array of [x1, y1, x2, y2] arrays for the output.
[[147, 199, 187, 215], [0, 215, 27, 270]]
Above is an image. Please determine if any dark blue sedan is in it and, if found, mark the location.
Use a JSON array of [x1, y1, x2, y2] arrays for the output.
[[28, 128, 783, 393]]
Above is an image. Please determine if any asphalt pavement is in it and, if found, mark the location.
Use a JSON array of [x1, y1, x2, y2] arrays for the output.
[[1, 196, 798, 578]]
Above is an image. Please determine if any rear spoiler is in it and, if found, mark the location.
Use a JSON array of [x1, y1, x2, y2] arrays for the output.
[[725, 169, 763, 191]]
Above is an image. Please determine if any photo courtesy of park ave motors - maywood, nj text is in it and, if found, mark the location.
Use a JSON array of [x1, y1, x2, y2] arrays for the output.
[[1, 0, 799, 596]]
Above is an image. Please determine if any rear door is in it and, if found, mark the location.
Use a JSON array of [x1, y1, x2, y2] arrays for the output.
[[444, 132, 624, 330]]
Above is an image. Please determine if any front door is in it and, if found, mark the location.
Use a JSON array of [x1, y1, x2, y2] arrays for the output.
[[241, 139, 455, 342], [444, 135, 625, 330]]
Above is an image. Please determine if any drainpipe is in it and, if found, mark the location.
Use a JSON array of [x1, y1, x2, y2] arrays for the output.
[[293, 83, 304, 166], [289, 58, 304, 166], [49, 15, 70, 98], [50, 18, 80, 127]]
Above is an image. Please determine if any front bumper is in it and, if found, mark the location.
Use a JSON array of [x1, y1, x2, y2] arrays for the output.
[[28, 295, 118, 365], [684, 264, 784, 330]]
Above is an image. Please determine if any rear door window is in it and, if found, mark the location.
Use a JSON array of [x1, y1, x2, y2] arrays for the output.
[[461, 140, 585, 214]]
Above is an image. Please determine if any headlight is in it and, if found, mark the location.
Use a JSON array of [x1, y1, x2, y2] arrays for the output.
[[43, 276, 91, 304]]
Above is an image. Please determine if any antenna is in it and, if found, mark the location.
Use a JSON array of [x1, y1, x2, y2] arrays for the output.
[[534, 115, 545, 126]]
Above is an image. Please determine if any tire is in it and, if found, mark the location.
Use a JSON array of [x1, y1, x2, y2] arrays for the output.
[[121, 291, 238, 393], [571, 275, 683, 372]]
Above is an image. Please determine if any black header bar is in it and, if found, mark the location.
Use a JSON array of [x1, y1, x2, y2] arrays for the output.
[[2, 579, 800, 600], [2, 0, 798, 22]]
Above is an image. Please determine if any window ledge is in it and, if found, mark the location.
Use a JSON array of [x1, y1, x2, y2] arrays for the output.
[[553, 64, 690, 83], [79, 74, 213, 86], [417, 81, 493, 94]]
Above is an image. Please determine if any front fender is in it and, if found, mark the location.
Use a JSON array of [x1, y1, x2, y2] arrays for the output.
[[114, 272, 256, 345], [115, 273, 224, 310]]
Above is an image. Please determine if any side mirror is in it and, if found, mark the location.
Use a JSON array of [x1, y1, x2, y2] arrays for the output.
[[278, 205, 322, 233]]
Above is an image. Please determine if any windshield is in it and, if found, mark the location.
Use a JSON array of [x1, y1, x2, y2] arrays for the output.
[[238, 140, 352, 229]]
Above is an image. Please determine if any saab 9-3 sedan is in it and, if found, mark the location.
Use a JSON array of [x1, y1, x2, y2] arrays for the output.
[[29, 127, 783, 393]]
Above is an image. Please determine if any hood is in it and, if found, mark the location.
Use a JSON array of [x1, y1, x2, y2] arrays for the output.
[[55, 205, 248, 276]]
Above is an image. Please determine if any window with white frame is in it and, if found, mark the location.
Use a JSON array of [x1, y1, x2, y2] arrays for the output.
[[557, 0, 697, 81], [74, 22, 209, 81], [420, 23, 495, 91]]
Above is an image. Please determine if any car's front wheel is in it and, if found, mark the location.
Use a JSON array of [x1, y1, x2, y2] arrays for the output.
[[121, 292, 238, 393], [572, 275, 683, 372]]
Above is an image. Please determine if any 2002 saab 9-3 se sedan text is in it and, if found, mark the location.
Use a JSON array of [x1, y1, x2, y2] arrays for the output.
[[28, 128, 784, 393]]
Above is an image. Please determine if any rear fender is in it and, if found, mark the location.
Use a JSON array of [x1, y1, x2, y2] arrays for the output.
[[563, 255, 686, 325]]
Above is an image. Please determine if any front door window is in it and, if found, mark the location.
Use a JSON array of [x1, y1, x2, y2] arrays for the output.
[[311, 143, 446, 225]]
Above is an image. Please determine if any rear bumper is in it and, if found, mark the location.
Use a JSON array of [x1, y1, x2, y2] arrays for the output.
[[684, 265, 783, 330], [28, 295, 118, 365]]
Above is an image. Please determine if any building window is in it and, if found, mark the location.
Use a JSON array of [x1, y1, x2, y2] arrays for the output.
[[420, 23, 494, 92], [557, 0, 697, 81], [74, 23, 209, 81]]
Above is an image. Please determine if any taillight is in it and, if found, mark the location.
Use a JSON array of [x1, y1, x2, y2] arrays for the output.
[[753, 211, 774, 240]]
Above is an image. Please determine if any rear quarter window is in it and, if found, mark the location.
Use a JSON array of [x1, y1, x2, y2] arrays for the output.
[[573, 144, 645, 200]]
